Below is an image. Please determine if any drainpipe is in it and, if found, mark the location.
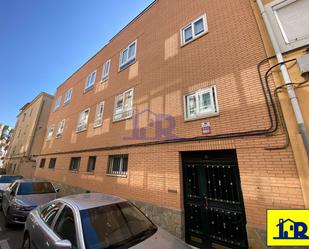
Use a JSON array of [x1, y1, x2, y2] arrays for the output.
[[256, 0, 309, 159]]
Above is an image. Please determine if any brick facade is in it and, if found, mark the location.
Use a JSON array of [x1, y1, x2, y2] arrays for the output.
[[35, 0, 305, 247]]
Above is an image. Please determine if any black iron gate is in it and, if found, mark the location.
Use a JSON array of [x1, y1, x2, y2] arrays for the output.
[[182, 150, 248, 249]]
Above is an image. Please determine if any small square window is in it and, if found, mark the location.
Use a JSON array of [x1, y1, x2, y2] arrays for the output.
[[107, 155, 128, 176], [181, 14, 208, 46], [39, 158, 46, 168], [84, 71, 96, 92], [49, 158, 56, 169], [70, 157, 81, 171], [184, 85, 219, 120], [87, 156, 96, 172], [119, 40, 137, 70]]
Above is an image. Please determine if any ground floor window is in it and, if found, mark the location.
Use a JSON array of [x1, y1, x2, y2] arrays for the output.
[[107, 155, 128, 176], [49, 158, 56, 169], [70, 157, 81, 171], [87, 156, 96, 172]]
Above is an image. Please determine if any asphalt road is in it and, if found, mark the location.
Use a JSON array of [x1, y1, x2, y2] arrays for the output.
[[0, 211, 23, 249]]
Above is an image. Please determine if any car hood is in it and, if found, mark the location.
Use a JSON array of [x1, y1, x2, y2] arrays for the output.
[[15, 193, 56, 207], [131, 228, 190, 249], [0, 183, 11, 191]]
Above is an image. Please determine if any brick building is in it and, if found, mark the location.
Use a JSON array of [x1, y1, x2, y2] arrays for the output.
[[5, 92, 53, 178], [35, 0, 306, 248]]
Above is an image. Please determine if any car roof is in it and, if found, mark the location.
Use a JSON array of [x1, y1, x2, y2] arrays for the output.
[[0, 175, 22, 177], [15, 179, 51, 183], [58, 193, 127, 211]]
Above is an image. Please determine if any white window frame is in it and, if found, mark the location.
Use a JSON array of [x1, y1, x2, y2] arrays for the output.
[[101, 60, 111, 81], [54, 96, 62, 111], [47, 125, 55, 141], [76, 108, 90, 133], [64, 88, 73, 105], [56, 119, 65, 138], [119, 40, 137, 70], [180, 14, 208, 46], [94, 101, 105, 128], [113, 89, 134, 122], [107, 155, 128, 176], [184, 85, 219, 121], [84, 71, 96, 92], [265, 0, 309, 52]]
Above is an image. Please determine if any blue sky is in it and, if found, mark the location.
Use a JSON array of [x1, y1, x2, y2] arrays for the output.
[[0, 0, 154, 127]]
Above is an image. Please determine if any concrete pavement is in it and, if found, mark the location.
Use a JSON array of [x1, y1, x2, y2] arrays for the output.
[[0, 211, 23, 249]]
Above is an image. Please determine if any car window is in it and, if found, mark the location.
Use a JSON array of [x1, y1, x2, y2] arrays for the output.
[[17, 182, 55, 195], [54, 205, 77, 249], [0, 175, 22, 183], [40, 202, 63, 227], [10, 182, 18, 195]]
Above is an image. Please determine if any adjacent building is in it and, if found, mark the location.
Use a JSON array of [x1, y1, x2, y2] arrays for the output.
[[5, 92, 53, 178], [34, 0, 308, 248], [0, 124, 13, 168]]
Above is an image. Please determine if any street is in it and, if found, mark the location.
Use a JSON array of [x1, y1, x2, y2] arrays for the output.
[[0, 211, 23, 249]]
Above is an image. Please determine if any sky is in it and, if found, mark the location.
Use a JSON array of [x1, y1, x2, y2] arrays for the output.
[[0, 0, 154, 127]]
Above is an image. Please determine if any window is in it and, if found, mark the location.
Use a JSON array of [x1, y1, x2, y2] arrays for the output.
[[119, 40, 137, 70], [107, 155, 128, 176], [101, 60, 111, 81], [76, 108, 90, 132], [181, 14, 208, 46], [70, 157, 81, 171], [40, 202, 63, 227], [265, 0, 309, 52], [64, 88, 73, 105], [49, 158, 57, 169], [47, 125, 55, 141], [56, 119, 65, 138], [87, 156, 96, 172], [184, 85, 218, 120], [39, 158, 46, 168], [54, 96, 62, 111], [113, 89, 133, 121], [54, 205, 77, 249], [94, 101, 104, 128], [84, 71, 96, 91]]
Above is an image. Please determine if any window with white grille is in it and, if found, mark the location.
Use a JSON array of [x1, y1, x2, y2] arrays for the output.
[[64, 88, 73, 105], [107, 155, 128, 176], [94, 101, 104, 128], [84, 71, 96, 92], [56, 119, 65, 138], [47, 125, 55, 141], [101, 60, 110, 81], [119, 40, 137, 70], [184, 86, 218, 120], [181, 14, 208, 46], [54, 96, 62, 111], [76, 108, 90, 132], [113, 89, 133, 121]]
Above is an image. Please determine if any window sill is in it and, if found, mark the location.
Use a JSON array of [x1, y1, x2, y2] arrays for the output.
[[112, 115, 132, 123], [106, 174, 127, 178], [86, 171, 95, 175], [181, 31, 208, 48], [84, 85, 94, 94], [184, 112, 219, 122], [48, 168, 55, 170], [100, 77, 108, 83], [118, 59, 136, 72], [76, 128, 87, 133], [55, 135, 62, 139], [63, 101, 70, 107], [70, 170, 79, 174], [93, 123, 103, 129]]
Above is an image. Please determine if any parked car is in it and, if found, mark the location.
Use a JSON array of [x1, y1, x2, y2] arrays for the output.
[[0, 175, 23, 202], [2, 179, 58, 226], [22, 193, 190, 249]]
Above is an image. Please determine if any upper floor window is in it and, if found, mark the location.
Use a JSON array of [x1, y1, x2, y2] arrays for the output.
[[107, 154, 128, 176], [47, 125, 55, 141], [101, 60, 111, 81], [76, 108, 90, 133], [64, 88, 73, 105], [56, 119, 65, 138], [184, 85, 218, 120], [181, 14, 208, 46], [94, 101, 104, 128], [54, 96, 62, 111], [84, 71, 96, 92], [119, 40, 137, 70], [113, 89, 133, 121]]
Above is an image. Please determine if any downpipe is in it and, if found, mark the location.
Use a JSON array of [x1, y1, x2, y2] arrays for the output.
[[256, 0, 309, 159]]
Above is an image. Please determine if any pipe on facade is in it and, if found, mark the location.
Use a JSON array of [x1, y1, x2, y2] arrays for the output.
[[256, 0, 309, 158]]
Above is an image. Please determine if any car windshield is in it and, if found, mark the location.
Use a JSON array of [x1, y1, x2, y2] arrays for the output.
[[17, 182, 55, 195], [80, 202, 157, 249], [0, 176, 21, 183]]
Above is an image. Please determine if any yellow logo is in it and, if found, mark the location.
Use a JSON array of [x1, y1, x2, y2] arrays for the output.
[[267, 210, 309, 246]]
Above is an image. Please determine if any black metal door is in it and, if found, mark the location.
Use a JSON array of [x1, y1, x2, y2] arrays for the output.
[[182, 150, 248, 249]]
